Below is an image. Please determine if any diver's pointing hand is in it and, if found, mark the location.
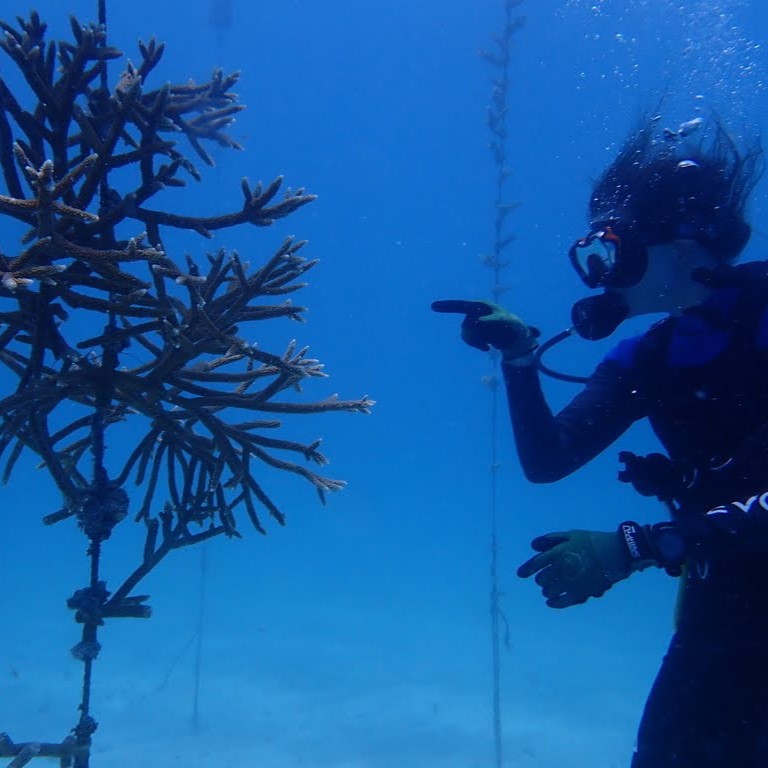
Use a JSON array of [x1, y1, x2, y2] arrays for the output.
[[431, 299, 496, 316], [432, 298, 540, 359]]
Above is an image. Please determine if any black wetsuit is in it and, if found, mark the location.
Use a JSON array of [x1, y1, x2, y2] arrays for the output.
[[504, 262, 768, 767]]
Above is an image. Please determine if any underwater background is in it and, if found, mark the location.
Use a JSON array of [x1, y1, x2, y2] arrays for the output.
[[1, 0, 767, 765]]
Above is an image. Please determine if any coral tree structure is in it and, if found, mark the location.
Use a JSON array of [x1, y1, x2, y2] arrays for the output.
[[0, 11, 372, 766]]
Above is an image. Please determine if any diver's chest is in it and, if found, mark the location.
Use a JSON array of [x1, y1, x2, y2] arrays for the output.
[[643, 344, 768, 438]]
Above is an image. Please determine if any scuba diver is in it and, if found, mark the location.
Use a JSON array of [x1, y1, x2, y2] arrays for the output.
[[433, 119, 766, 767]]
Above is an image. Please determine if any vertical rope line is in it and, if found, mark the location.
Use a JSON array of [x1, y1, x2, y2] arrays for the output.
[[191, 546, 207, 729], [97, 0, 107, 92], [489, 374, 504, 768], [80, 538, 101, 720], [481, 3, 524, 766], [96, 0, 110, 217]]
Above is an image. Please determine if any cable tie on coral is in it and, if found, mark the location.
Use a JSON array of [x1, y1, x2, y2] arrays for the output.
[[71, 639, 102, 662]]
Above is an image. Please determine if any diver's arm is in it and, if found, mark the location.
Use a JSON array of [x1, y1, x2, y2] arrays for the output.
[[577, 493, 768, 578], [502, 356, 644, 483], [515, 498, 768, 607]]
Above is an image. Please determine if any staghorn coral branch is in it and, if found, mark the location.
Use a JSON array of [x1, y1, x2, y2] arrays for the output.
[[129, 177, 316, 234], [174, 366, 285, 384], [0, 30, 57, 114], [171, 391, 375, 414], [106, 507, 228, 610]]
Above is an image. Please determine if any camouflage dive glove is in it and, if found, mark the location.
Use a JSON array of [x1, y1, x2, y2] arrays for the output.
[[517, 524, 656, 609], [431, 299, 540, 360]]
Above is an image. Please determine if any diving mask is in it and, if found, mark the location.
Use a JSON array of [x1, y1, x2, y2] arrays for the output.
[[568, 221, 638, 340], [569, 222, 648, 289]]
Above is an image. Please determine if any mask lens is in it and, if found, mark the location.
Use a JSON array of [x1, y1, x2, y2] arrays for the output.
[[570, 229, 621, 288]]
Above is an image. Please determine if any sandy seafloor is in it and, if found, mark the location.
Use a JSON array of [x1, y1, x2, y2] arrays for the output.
[[1, 0, 768, 765], [6, 524, 677, 767]]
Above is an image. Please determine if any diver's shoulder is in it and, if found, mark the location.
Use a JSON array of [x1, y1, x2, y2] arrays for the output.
[[697, 259, 768, 318], [697, 259, 768, 294], [600, 260, 768, 371]]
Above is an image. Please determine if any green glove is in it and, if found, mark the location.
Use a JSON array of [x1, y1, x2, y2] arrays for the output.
[[431, 299, 540, 360], [517, 528, 646, 609]]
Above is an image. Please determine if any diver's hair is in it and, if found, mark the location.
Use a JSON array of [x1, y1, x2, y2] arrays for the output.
[[589, 117, 764, 261]]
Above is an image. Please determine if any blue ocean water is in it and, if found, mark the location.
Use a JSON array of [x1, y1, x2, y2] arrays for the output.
[[0, 0, 766, 765]]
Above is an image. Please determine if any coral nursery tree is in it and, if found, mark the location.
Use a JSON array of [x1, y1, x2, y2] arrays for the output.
[[0, 9, 372, 767]]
